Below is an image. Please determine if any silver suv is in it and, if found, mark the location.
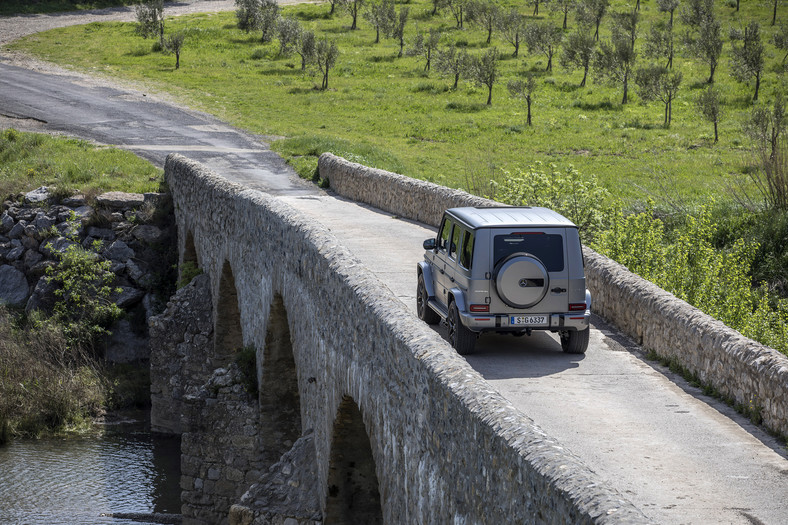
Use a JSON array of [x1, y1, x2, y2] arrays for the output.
[[417, 207, 591, 355]]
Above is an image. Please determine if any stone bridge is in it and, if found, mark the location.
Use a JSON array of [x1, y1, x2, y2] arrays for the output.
[[150, 155, 650, 525]]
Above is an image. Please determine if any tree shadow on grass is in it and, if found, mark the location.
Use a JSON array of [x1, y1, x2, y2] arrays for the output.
[[368, 54, 396, 63], [570, 100, 623, 111], [445, 101, 487, 112]]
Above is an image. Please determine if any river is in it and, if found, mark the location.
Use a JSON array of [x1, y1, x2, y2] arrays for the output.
[[0, 411, 181, 525]]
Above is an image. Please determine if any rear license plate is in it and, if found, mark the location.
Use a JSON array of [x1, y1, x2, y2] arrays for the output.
[[510, 315, 548, 327]]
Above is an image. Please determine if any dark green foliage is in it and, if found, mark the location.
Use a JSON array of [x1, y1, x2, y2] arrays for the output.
[[730, 22, 765, 101], [135, 0, 163, 45], [634, 64, 682, 126], [561, 30, 596, 87], [164, 32, 185, 69], [236, 346, 259, 395], [523, 21, 562, 72], [507, 74, 537, 125], [177, 261, 203, 289], [696, 85, 723, 142]]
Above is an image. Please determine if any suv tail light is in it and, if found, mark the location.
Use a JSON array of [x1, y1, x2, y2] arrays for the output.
[[568, 303, 586, 312], [470, 304, 490, 313]]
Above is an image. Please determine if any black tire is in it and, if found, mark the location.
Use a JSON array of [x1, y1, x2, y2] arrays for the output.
[[448, 301, 476, 355], [561, 328, 589, 354], [417, 274, 440, 325]]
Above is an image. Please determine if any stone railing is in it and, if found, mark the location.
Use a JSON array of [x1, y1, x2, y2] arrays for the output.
[[318, 152, 788, 438]]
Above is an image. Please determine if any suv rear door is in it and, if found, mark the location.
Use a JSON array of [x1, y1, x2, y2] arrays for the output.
[[487, 227, 570, 313]]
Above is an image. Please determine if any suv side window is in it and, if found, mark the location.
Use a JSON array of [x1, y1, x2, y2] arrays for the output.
[[459, 230, 474, 270], [449, 225, 462, 260], [438, 218, 452, 252]]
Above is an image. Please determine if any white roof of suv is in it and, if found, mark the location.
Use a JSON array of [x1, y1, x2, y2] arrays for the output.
[[448, 207, 577, 229]]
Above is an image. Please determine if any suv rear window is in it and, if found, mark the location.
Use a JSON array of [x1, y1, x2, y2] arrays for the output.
[[494, 233, 564, 272]]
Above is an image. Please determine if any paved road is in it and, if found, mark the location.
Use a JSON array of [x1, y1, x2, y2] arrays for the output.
[[2, 12, 788, 524]]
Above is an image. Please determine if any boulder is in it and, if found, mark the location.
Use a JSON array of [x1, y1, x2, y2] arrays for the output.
[[40, 237, 76, 258], [113, 286, 145, 309], [23, 249, 42, 269], [24, 187, 50, 204], [0, 265, 29, 307], [6, 246, 24, 261], [62, 195, 86, 207], [0, 213, 13, 233], [96, 192, 145, 210], [7, 221, 25, 240], [25, 276, 57, 314], [132, 225, 165, 244], [32, 214, 55, 233], [104, 240, 135, 262], [87, 226, 116, 241]]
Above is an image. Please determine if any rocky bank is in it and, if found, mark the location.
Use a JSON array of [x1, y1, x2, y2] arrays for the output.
[[0, 186, 176, 361]]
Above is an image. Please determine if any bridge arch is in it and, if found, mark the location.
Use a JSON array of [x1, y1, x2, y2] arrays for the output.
[[258, 293, 303, 469], [182, 230, 198, 266], [214, 260, 243, 362], [324, 395, 383, 525]]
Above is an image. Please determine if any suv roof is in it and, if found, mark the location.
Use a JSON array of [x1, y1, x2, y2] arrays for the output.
[[448, 207, 577, 229]]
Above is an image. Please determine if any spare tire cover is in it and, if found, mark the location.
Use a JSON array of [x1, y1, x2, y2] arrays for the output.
[[494, 253, 549, 308]]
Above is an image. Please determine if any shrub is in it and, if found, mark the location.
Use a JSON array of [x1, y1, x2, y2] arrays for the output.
[[177, 260, 203, 289], [44, 242, 122, 352], [496, 162, 610, 239]]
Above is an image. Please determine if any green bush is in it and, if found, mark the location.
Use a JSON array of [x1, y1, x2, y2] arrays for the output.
[[592, 204, 788, 354], [44, 242, 122, 352], [177, 260, 203, 289], [496, 162, 611, 240]]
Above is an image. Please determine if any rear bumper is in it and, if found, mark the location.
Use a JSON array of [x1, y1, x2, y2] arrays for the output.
[[459, 309, 590, 333]]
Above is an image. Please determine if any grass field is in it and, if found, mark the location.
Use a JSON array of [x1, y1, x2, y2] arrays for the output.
[[8, 0, 786, 206], [0, 128, 163, 197]]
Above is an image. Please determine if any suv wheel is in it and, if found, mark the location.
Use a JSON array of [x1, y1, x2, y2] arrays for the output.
[[448, 301, 476, 355], [560, 328, 589, 354], [417, 274, 440, 325]]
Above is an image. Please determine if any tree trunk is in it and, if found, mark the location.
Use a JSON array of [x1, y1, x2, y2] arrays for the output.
[[546, 51, 552, 71], [425, 48, 431, 72], [533, 1, 538, 16], [351, 12, 357, 30], [375, 27, 380, 43], [513, 35, 519, 57], [708, 62, 716, 84], [330, 1, 335, 15], [774, 0, 778, 26], [399, 37, 404, 58], [736, 0, 740, 12], [487, 24, 492, 44], [714, 120, 719, 143], [453, 72, 459, 89], [487, 84, 492, 105], [594, 20, 600, 40], [563, 10, 568, 30], [667, 41, 673, 68], [669, 9, 674, 27], [622, 71, 629, 104], [754, 71, 761, 101], [175, 51, 180, 70], [527, 97, 532, 125], [580, 65, 588, 87]]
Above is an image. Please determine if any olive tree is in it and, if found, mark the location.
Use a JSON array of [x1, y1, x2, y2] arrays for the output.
[[297, 29, 316, 70], [576, 0, 609, 41], [549, 0, 575, 30], [340, 0, 365, 30], [469, 47, 499, 105], [315, 39, 339, 90], [645, 20, 675, 68], [164, 32, 185, 69], [466, 0, 499, 45], [696, 85, 722, 143], [682, 4, 722, 83], [656, 0, 680, 27], [634, 65, 682, 126], [408, 29, 442, 72], [364, 0, 395, 43], [773, 21, 788, 65], [386, 5, 410, 58], [258, 0, 279, 43], [524, 21, 563, 72], [447, 0, 468, 28], [497, 8, 525, 57], [508, 74, 537, 125], [594, 26, 637, 103], [434, 45, 471, 89], [277, 17, 301, 56], [136, 0, 164, 45], [730, 22, 765, 101], [561, 30, 596, 87], [235, 0, 260, 32]]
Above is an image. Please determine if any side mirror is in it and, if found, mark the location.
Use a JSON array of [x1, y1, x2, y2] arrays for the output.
[[423, 238, 437, 250]]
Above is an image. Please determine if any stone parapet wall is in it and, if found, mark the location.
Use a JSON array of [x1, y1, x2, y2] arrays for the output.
[[164, 154, 649, 524], [584, 250, 788, 437], [318, 152, 788, 438]]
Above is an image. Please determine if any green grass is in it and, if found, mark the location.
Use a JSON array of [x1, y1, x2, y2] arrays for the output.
[[0, 0, 142, 16], [9, 0, 786, 205], [0, 128, 163, 197]]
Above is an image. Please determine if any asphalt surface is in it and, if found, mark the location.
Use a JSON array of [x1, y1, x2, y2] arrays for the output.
[[2, 9, 788, 524]]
